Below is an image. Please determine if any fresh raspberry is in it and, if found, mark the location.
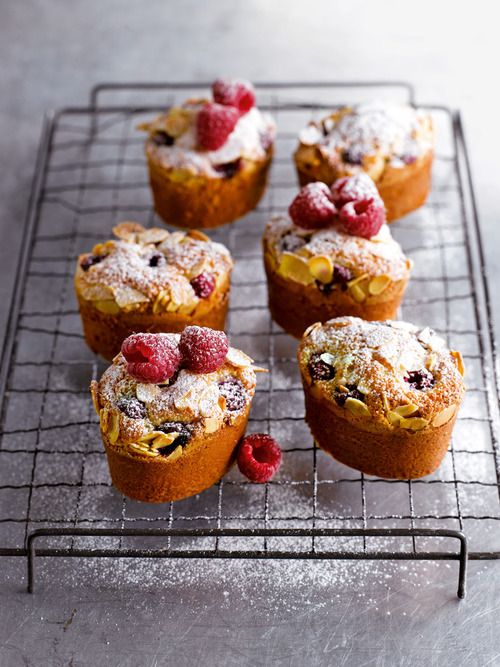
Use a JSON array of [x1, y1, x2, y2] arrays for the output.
[[405, 369, 435, 391], [197, 103, 239, 150], [288, 182, 337, 230], [212, 78, 255, 115], [179, 326, 229, 373], [116, 396, 147, 419], [237, 433, 282, 483], [338, 198, 385, 239], [121, 333, 182, 384], [190, 273, 215, 299], [330, 173, 380, 209]]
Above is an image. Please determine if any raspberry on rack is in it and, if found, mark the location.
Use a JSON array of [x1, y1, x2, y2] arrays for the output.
[[179, 326, 229, 373], [237, 433, 282, 483], [288, 182, 337, 230]]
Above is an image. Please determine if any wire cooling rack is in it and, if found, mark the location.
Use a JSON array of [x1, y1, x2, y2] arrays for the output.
[[0, 82, 498, 597]]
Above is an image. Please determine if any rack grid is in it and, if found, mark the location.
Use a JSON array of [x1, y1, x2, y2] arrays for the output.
[[0, 82, 498, 597]]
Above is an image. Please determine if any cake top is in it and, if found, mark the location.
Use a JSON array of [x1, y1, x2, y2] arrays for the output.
[[297, 101, 433, 173], [92, 330, 260, 459], [298, 317, 465, 429], [264, 215, 410, 283], [75, 222, 232, 313], [141, 78, 276, 178]]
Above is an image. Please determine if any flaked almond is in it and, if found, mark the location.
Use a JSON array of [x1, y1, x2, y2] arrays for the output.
[[319, 352, 336, 366], [139, 228, 170, 245], [303, 322, 322, 337], [204, 417, 220, 433], [99, 407, 109, 431], [113, 286, 149, 309], [451, 350, 465, 376], [399, 417, 429, 431], [94, 299, 121, 315], [152, 290, 170, 314], [347, 273, 369, 288], [345, 397, 371, 417], [382, 394, 391, 412], [278, 252, 314, 285], [128, 442, 159, 458], [432, 404, 456, 427], [387, 411, 402, 425], [188, 258, 210, 280], [308, 255, 334, 284], [90, 381, 100, 414], [107, 412, 120, 444], [78, 283, 115, 301], [165, 445, 183, 462], [112, 221, 145, 241], [368, 274, 391, 296], [349, 283, 366, 303], [136, 383, 161, 403], [151, 432, 179, 448], [187, 229, 210, 242], [165, 107, 191, 138], [393, 403, 419, 417], [226, 347, 254, 368]]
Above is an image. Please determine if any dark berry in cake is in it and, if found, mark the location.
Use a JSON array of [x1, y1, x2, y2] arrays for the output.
[[341, 146, 364, 165], [317, 264, 352, 294], [214, 158, 242, 179], [405, 368, 435, 391], [219, 378, 246, 411], [149, 252, 166, 268], [333, 384, 365, 406], [116, 396, 147, 419], [190, 273, 216, 299], [157, 421, 192, 448], [80, 254, 106, 272], [308, 353, 335, 381], [280, 233, 307, 254], [152, 131, 175, 146]]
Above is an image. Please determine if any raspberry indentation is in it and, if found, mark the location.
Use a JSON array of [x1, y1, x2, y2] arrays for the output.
[[197, 102, 239, 151], [333, 384, 365, 406], [121, 333, 182, 384], [331, 173, 380, 209], [289, 182, 337, 230], [338, 197, 385, 239], [308, 352, 335, 381], [237, 433, 282, 483], [149, 252, 166, 268], [405, 369, 435, 391], [152, 131, 174, 147], [190, 273, 216, 299], [212, 78, 256, 115], [219, 378, 246, 411], [214, 158, 242, 179], [179, 326, 229, 374], [80, 254, 106, 272], [116, 395, 147, 419]]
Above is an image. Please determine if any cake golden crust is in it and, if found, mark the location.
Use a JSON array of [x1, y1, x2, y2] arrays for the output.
[[147, 147, 273, 228], [298, 317, 466, 479], [263, 217, 411, 338], [92, 334, 258, 502], [75, 223, 232, 360], [294, 102, 434, 221]]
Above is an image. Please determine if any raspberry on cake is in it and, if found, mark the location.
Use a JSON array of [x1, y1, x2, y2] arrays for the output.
[[298, 317, 466, 479], [263, 177, 412, 338], [294, 101, 434, 221], [91, 331, 262, 502], [140, 78, 276, 228], [74, 222, 233, 360]]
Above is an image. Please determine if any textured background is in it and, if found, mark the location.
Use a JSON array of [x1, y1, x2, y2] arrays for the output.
[[1, 1, 499, 665]]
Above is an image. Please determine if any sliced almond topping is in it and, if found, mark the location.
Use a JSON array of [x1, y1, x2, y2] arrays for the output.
[[432, 404, 456, 427], [135, 383, 161, 403], [165, 445, 183, 462], [349, 283, 366, 303], [139, 228, 170, 245], [388, 411, 402, 425], [165, 108, 191, 138], [112, 221, 145, 241], [90, 381, 100, 414], [426, 352, 438, 372], [93, 299, 121, 315], [393, 403, 419, 417], [319, 352, 336, 366], [368, 274, 392, 296], [450, 350, 465, 376], [128, 442, 159, 458], [187, 229, 210, 242], [218, 394, 227, 411], [151, 432, 179, 448], [107, 412, 120, 444], [204, 417, 220, 433], [170, 231, 187, 243], [277, 253, 314, 285], [347, 273, 369, 288], [226, 347, 254, 368], [113, 286, 149, 309], [78, 283, 115, 301], [399, 417, 429, 431], [382, 394, 390, 412], [153, 290, 170, 314], [303, 322, 322, 338], [99, 407, 109, 432], [308, 255, 334, 284], [345, 397, 371, 417], [188, 258, 210, 280], [252, 366, 269, 373]]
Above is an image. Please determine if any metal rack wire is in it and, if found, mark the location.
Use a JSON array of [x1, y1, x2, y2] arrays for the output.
[[0, 82, 498, 597]]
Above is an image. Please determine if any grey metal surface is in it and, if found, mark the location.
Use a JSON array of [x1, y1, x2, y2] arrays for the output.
[[1, 3, 500, 666]]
